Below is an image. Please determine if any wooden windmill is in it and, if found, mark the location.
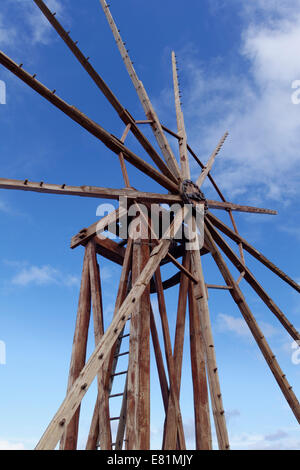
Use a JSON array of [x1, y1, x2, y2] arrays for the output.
[[0, 0, 299, 450]]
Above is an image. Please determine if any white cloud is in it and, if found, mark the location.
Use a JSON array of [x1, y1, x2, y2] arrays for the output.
[[0, 0, 67, 49], [216, 313, 278, 340], [0, 439, 25, 450], [9, 262, 79, 288], [230, 428, 300, 450]]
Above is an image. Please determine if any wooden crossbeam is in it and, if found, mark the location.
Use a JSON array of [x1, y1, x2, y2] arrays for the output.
[[205, 224, 300, 424], [0, 176, 277, 215], [32, 0, 177, 185], [206, 212, 300, 294], [196, 132, 229, 188], [206, 219, 300, 341], [0, 51, 178, 194], [188, 281, 212, 449], [99, 0, 181, 179], [0, 177, 180, 203]]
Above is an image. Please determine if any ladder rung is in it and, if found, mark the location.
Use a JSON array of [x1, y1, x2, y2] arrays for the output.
[[111, 370, 128, 377], [114, 351, 129, 358], [109, 392, 124, 399], [119, 333, 130, 339], [110, 416, 120, 421]]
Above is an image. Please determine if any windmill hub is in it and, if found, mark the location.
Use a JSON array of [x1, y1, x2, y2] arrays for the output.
[[180, 179, 208, 213]]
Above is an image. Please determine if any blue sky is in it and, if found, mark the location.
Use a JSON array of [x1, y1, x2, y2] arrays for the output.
[[0, 0, 300, 450]]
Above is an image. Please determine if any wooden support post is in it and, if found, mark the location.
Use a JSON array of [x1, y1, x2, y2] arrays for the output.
[[188, 281, 212, 450], [60, 248, 91, 450], [204, 224, 300, 424], [189, 225, 230, 450], [119, 124, 131, 188], [154, 268, 186, 450], [196, 132, 228, 188], [126, 238, 151, 449]]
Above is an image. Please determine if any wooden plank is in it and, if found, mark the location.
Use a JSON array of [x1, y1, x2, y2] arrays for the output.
[[87, 241, 112, 450], [196, 132, 228, 188], [126, 237, 151, 449], [189, 241, 230, 450], [0, 51, 178, 194], [206, 219, 300, 341], [32, 0, 177, 184], [207, 212, 300, 293], [207, 200, 277, 215], [60, 248, 91, 450], [99, 0, 181, 179], [35, 207, 188, 450], [154, 268, 186, 450], [205, 224, 300, 424], [171, 51, 190, 179], [0, 177, 181, 204], [188, 281, 212, 450]]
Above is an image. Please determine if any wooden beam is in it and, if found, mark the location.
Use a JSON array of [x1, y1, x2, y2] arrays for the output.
[[99, 0, 181, 179], [196, 132, 228, 188], [189, 238, 230, 450], [205, 224, 300, 424], [188, 281, 212, 450], [0, 51, 178, 194], [171, 51, 190, 179], [206, 219, 300, 341], [207, 200, 277, 215], [154, 268, 186, 450], [60, 248, 91, 449], [126, 237, 151, 449], [0, 177, 180, 203], [206, 212, 300, 294]]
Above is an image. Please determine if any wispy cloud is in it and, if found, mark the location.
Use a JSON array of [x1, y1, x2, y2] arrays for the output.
[[0, 439, 25, 450], [216, 313, 278, 340], [0, 0, 68, 50], [230, 428, 300, 450], [5, 261, 79, 288]]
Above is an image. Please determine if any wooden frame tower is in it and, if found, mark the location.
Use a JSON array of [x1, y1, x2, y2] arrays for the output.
[[0, 0, 299, 450]]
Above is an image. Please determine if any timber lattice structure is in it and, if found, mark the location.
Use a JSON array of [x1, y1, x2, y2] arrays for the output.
[[0, 0, 299, 450]]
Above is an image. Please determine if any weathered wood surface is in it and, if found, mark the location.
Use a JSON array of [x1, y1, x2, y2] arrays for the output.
[[196, 133, 228, 188], [60, 249, 91, 450], [190, 241, 230, 450], [188, 282, 212, 449], [172, 51, 190, 180]]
